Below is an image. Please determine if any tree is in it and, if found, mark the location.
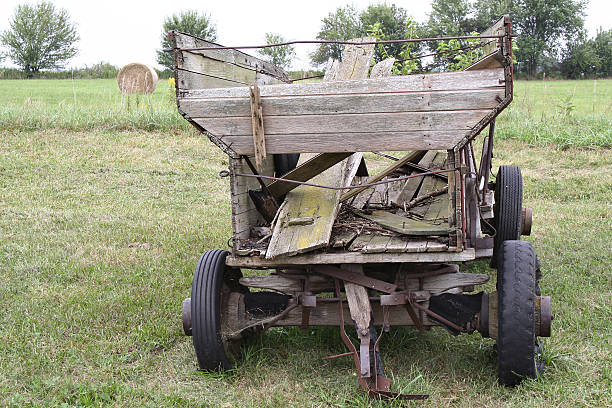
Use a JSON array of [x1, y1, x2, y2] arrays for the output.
[[512, 0, 587, 77], [310, 5, 362, 65], [258, 33, 295, 69], [1, 1, 79, 76], [426, 0, 475, 37], [471, 0, 588, 77], [360, 4, 410, 61], [562, 29, 612, 78], [156, 10, 217, 71]]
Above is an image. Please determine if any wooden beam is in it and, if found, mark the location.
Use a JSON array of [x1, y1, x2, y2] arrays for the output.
[[465, 50, 506, 71], [354, 210, 452, 236], [194, 109, 488, 136], [266, 152, 352, 198], [171, 31, 290, 85], [238, 271, 488, 295], [180, 89, 505, 118], [180, 68, 505, 99], [249, 84, 266, 170], [225, 248, 475, 268], [217, 130, 467, 155]]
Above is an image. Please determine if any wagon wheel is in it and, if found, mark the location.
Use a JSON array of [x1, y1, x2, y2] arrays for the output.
[[497, 240, 544, 386], [191, 249, 248, 370], [491, 165, 523, 267]]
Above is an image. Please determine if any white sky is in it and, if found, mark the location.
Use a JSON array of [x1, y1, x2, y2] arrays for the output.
[[0, 0, 610, 71]]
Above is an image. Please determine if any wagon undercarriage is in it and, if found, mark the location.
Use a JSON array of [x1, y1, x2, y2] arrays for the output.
[[171, 15, 553, 399]]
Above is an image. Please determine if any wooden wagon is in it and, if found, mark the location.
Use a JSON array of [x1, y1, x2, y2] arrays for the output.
[[171, 16, 552, 399]]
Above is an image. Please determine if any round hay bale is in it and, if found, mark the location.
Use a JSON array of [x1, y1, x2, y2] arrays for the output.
[[117, 63, 158, 94]]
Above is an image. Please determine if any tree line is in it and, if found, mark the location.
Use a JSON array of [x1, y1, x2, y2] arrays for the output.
[[1, 1, 610, 79]]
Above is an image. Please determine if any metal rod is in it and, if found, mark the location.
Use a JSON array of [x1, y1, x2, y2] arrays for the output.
[[173, 34, 515, 52], [411, 299, 465, 333], [220, 168, 456, 191]]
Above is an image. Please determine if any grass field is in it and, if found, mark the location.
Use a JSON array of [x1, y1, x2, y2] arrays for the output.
[[0, 78, 611, 407], [0, 78, 610, 147]]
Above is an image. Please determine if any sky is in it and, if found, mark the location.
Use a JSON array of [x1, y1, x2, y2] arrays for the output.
[[0, 0, 610, 71]]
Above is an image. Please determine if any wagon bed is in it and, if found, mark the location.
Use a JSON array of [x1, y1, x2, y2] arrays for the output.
[[171, 18, 512, 267]]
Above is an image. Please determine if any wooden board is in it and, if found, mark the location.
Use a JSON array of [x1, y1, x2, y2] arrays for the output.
[[180, 89, 504, 118], [480, 15, 508, 56], [229, 156, 275, 243], [331, 230, 359, 248], [465, 50, 505, 71], [181, 68, 505, 99], [348, 235, 446, 253], [390, 150, 437, 206], [266, 152, 352, 198], [354, 210, 452, 236], [265, 38, 375, 259], [172, 31, 290, 90], [410, 152, 447, 218], [219, 130, 468, 154], [226, 248, 476, 267], [194, 109, 489, 137]]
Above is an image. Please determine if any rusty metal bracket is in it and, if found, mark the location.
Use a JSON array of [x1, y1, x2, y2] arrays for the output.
[[316, 265, 397, 293], [411, 294, 466, 333], [330, 280, 429, 401]]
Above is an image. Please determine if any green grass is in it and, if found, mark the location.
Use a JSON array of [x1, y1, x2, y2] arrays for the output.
[[0, 78, 610, 147], [496, 80, 612, 148], [1, 78, 611, 406], [0, 79, 188, 132]]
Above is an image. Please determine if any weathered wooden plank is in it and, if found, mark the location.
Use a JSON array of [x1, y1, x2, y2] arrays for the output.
[[426, 240, 448, 252], [331, 230, 359, 248], [220, 130, 466, 155], [465, 49, 505, 71], [343, 265, 371, 331], [370, 58, 395, 78], [323, 58, 340, 81], [355, 210, 452, 236], [272, 301, 434, 327], [390, 150, 437, 206], [226, 248, 476, 267], [229, 156, 274, 244], [351, 236, 446, 253], [195, 109, 489, 136], [180, 89, 505, 118], [340, 151, 422, 202], [404, 239, 429, 253], [403, 272, 489, 293], [181, 68, 505, 99], [410, 152, 447, 217], [239, 274, 331, 294], [348, 234, 375, 252], [382, 236, 410, 253], [361, 235, 392, 253], [172, 31, 290, 84], [337, 37, 376, 80], [266, 153, 352, 198], [480, 15, 507, 56], [249, 84, 267, 170]]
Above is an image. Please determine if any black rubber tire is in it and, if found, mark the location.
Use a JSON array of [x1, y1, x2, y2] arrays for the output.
[[273, 154, 300, 177], [491, 166, 523, 267], [191, 249, 242, 370], [497, 240, 540, 386]]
